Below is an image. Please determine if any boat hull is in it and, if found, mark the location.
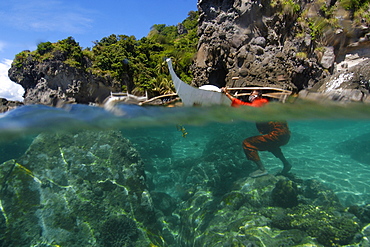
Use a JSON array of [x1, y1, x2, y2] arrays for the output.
[[166, 58, 230, 106]]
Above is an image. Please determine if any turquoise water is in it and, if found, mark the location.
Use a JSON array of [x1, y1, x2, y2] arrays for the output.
[[1, 100, 369, 207], [1, 100, 370, 246], [120, 118, 370, 207]]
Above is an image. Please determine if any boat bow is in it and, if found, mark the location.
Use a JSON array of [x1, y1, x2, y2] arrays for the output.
[[166, 58, 230, 106]]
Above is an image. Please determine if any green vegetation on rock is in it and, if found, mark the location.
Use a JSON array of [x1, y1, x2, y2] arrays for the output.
[[12, 11, 199, 98], [272, 0, 370, 42]]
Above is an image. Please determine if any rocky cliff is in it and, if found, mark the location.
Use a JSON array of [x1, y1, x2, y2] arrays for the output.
[[192, 0, 370, 101], [8, 49, 123, 106]]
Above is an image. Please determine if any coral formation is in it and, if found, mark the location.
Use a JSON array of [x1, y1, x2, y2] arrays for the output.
[[272, 179, 299, 208], [99, 215, 139, 247], [271, 204, 360, 246]]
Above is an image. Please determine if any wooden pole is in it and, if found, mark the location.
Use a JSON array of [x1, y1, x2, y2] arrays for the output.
[[227, 87, 292, 93]]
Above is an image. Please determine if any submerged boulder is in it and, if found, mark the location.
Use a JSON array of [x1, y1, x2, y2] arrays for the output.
[[271, 204, 360, 246], [272, 179, 299, 208], [171, 174, 360, 246], [0, 130, 164, 246], [335, 132, 370, 165]]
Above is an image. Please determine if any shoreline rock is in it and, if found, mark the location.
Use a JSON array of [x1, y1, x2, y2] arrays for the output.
[[0, 98, 23, 113], [192, 0, 370, 103], [7, 50, 122, 107]]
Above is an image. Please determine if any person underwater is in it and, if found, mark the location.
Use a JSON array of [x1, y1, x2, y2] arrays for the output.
[[221, 87, 292, 178]]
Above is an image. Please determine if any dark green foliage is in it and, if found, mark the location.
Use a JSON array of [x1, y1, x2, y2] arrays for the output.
[[15, 37, 85, 69], [91, 12, 199, 96], [13, 51, 30, 68], [36, 41, 53, 56], [12, 11, 199, 98], [99, 215, 139, 247], [341, 0, 370, 10], [54, 37, 85, 68]]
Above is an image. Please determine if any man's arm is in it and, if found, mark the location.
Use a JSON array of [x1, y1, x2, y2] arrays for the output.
[[221, 87, 235, 101]]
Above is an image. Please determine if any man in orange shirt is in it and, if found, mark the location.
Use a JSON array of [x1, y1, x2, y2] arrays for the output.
[[221, 88, 292, 178], [221, 88, 269, 107]]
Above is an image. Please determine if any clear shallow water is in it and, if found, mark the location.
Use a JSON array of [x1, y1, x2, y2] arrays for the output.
[[1, 101, 370, 206]]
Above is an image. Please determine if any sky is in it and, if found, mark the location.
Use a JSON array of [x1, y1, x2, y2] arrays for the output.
[[0, 0, 197, 101]]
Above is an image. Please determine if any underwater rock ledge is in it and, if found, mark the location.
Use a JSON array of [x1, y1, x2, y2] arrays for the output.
[[168, 174, 364, 246]]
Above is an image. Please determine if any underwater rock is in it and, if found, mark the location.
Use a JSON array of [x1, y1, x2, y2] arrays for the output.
[[172, 173, 362, 246], [271, 204, 360, 246], [0, 130, 165, 246], [348, 204, 370, 224], [2, 129, 355, 246], [336, 132, 370, 165], [361, 223, 370, 243], [0, 213, 5, 247], [301, 179, 342, 209], [272, 179, 299, 208], [151, 191, 177, 216], [98, 215, 139, 247]]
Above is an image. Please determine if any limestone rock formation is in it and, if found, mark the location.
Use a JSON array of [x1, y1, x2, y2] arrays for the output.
[[193, 0, 370, 102], [8, 54, 121, 106], [192, 0, 322, 90], [300, 53, 370, 102]]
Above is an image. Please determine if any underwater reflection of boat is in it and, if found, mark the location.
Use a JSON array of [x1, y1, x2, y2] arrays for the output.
[[103, 92, 148, 105], [166, 58, 293, 106]]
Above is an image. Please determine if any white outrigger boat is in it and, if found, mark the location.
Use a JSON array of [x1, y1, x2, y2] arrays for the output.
[[166, 58, 230, 106], [166, 58, 293, 106], [103, 58, 293, 110]]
